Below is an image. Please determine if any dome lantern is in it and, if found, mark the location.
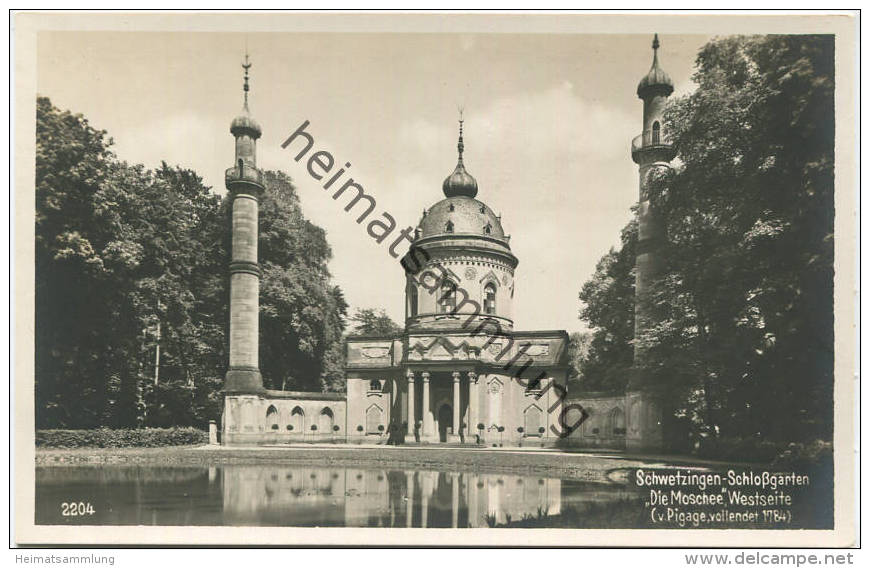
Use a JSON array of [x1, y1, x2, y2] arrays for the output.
[[442, 116, 478, 198]]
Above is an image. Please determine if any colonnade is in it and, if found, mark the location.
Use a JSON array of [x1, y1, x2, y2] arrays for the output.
[[405, 370, 479, 443]]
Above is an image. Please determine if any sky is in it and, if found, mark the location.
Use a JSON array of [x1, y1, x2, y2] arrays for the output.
[[37, 31, 710, 333]]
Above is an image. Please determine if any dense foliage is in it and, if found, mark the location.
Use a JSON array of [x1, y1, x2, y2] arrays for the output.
[[35, 427, 208, 448], [576, 35, 835, 448], [347, 308, 403, 336], [35, 97, 347, 429], [575, 221, 637, 393]]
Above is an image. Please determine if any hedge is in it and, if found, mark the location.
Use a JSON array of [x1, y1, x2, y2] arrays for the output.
[[696, 436, 833, 465], [36, 427, 208, 448]]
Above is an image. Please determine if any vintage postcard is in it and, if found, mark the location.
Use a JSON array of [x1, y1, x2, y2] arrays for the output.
[[12, 11, 858, 547]]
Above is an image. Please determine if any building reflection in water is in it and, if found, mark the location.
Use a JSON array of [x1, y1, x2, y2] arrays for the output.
[[221, 466, 562, 528]]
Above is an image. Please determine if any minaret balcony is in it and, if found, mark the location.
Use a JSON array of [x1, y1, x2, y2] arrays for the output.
[[225, 165, 265, 190], [631, 129, 677, 164]]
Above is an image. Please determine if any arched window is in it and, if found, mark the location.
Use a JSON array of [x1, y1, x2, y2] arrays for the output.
[[526, 374, 543, 392], [408, 285, 418, 317], [609, 407, 626, 437], [652, 121, 661, 144], [366, 404, 383, 434], [319, 407, 335, 433], [524, 405, 543, 436], [484, 283, 497, 315], [266, 405, 279, 430], [369, 379, 382, 392], [484, 223, 492, 235], [448, 203, 455, 212], [290, 406, 304, 432], [445, 220, 454, 233], [438, 279, 457, 313]]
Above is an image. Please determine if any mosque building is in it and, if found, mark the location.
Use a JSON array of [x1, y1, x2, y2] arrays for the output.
[[221, 35, 675, 451]]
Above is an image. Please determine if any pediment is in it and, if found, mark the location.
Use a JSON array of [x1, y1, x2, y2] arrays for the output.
[[406, 336, 478, 362]]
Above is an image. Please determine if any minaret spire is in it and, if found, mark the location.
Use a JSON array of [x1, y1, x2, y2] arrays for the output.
[[457, 107, 465, 165], [242, 52, 252, 110], [442, 108, 478, 198]]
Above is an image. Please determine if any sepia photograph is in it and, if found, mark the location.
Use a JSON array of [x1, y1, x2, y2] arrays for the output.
[[11, 11, 858, 549]]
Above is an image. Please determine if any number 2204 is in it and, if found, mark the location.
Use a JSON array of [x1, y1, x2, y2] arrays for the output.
[[61, 502, 95, 516]]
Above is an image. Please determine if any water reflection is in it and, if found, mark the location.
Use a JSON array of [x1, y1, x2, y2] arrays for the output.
[[36, 465, 630, 527], [221, 467, 562, 527]]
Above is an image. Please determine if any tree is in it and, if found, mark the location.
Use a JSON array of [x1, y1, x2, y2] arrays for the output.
[[648, 35, 833, 444], [578, 35, 834, 447], [258, 170, 348, 392], [34, 97, 349, 428], [565, 331, 591, 391], [348, 308, 403, 337], [576, 221, 636, 393], [35, 96, 116, 428]]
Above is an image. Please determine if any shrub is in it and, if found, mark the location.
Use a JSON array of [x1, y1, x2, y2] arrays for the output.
[[271, 424, 279, 430], [497, 426, 505, 433], [310, 424, 318, 431], [774, 440, 833, 468], [333, 425, 340, 432], [538, 426, 546, 434], [286, 425, 293, 431], [517, 427, 524, 433], [35, 427, 208, 448], [694, 436, 831, 464], [377, 424, 384, 432], [357, 425, 364, 432], [477, 423, 485, 430]]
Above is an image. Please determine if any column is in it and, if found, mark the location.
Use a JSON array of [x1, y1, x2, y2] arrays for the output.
[[405, 471, 415, 527], [469, 474, 480, 527], [449, 371, 461, 443], [421, 472, 432, 528], [451, 472, 460, 528], [468, 372, 479, 444], [406, 370, 415, 442], [421, 372, 432, 442]]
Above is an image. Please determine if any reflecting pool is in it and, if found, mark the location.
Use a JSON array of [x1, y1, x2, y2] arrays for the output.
[[35, 465, 641, 527]]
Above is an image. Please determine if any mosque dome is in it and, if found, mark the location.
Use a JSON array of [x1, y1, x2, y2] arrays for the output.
[[418, 196, 505, 240], [637, 34, 674, 99], [416, 118, 509, 244]]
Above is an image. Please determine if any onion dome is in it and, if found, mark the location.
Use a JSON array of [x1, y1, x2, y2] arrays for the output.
[[230, 111, 262, 139], [230, 55, 262, 139], [442, 119, 478, 198], [637, 34, 674, 99]]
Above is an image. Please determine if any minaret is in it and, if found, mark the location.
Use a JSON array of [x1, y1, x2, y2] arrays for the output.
[[626, 34, 676, 452], [224, 54, 265, 396]]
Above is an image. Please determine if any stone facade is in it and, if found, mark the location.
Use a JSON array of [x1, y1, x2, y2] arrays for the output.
[[345, 331, 570, 447], [223, 391, 346, 445]]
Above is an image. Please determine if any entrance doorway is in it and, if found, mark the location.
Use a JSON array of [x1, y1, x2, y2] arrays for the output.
[[438, 404, 452, 443]]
